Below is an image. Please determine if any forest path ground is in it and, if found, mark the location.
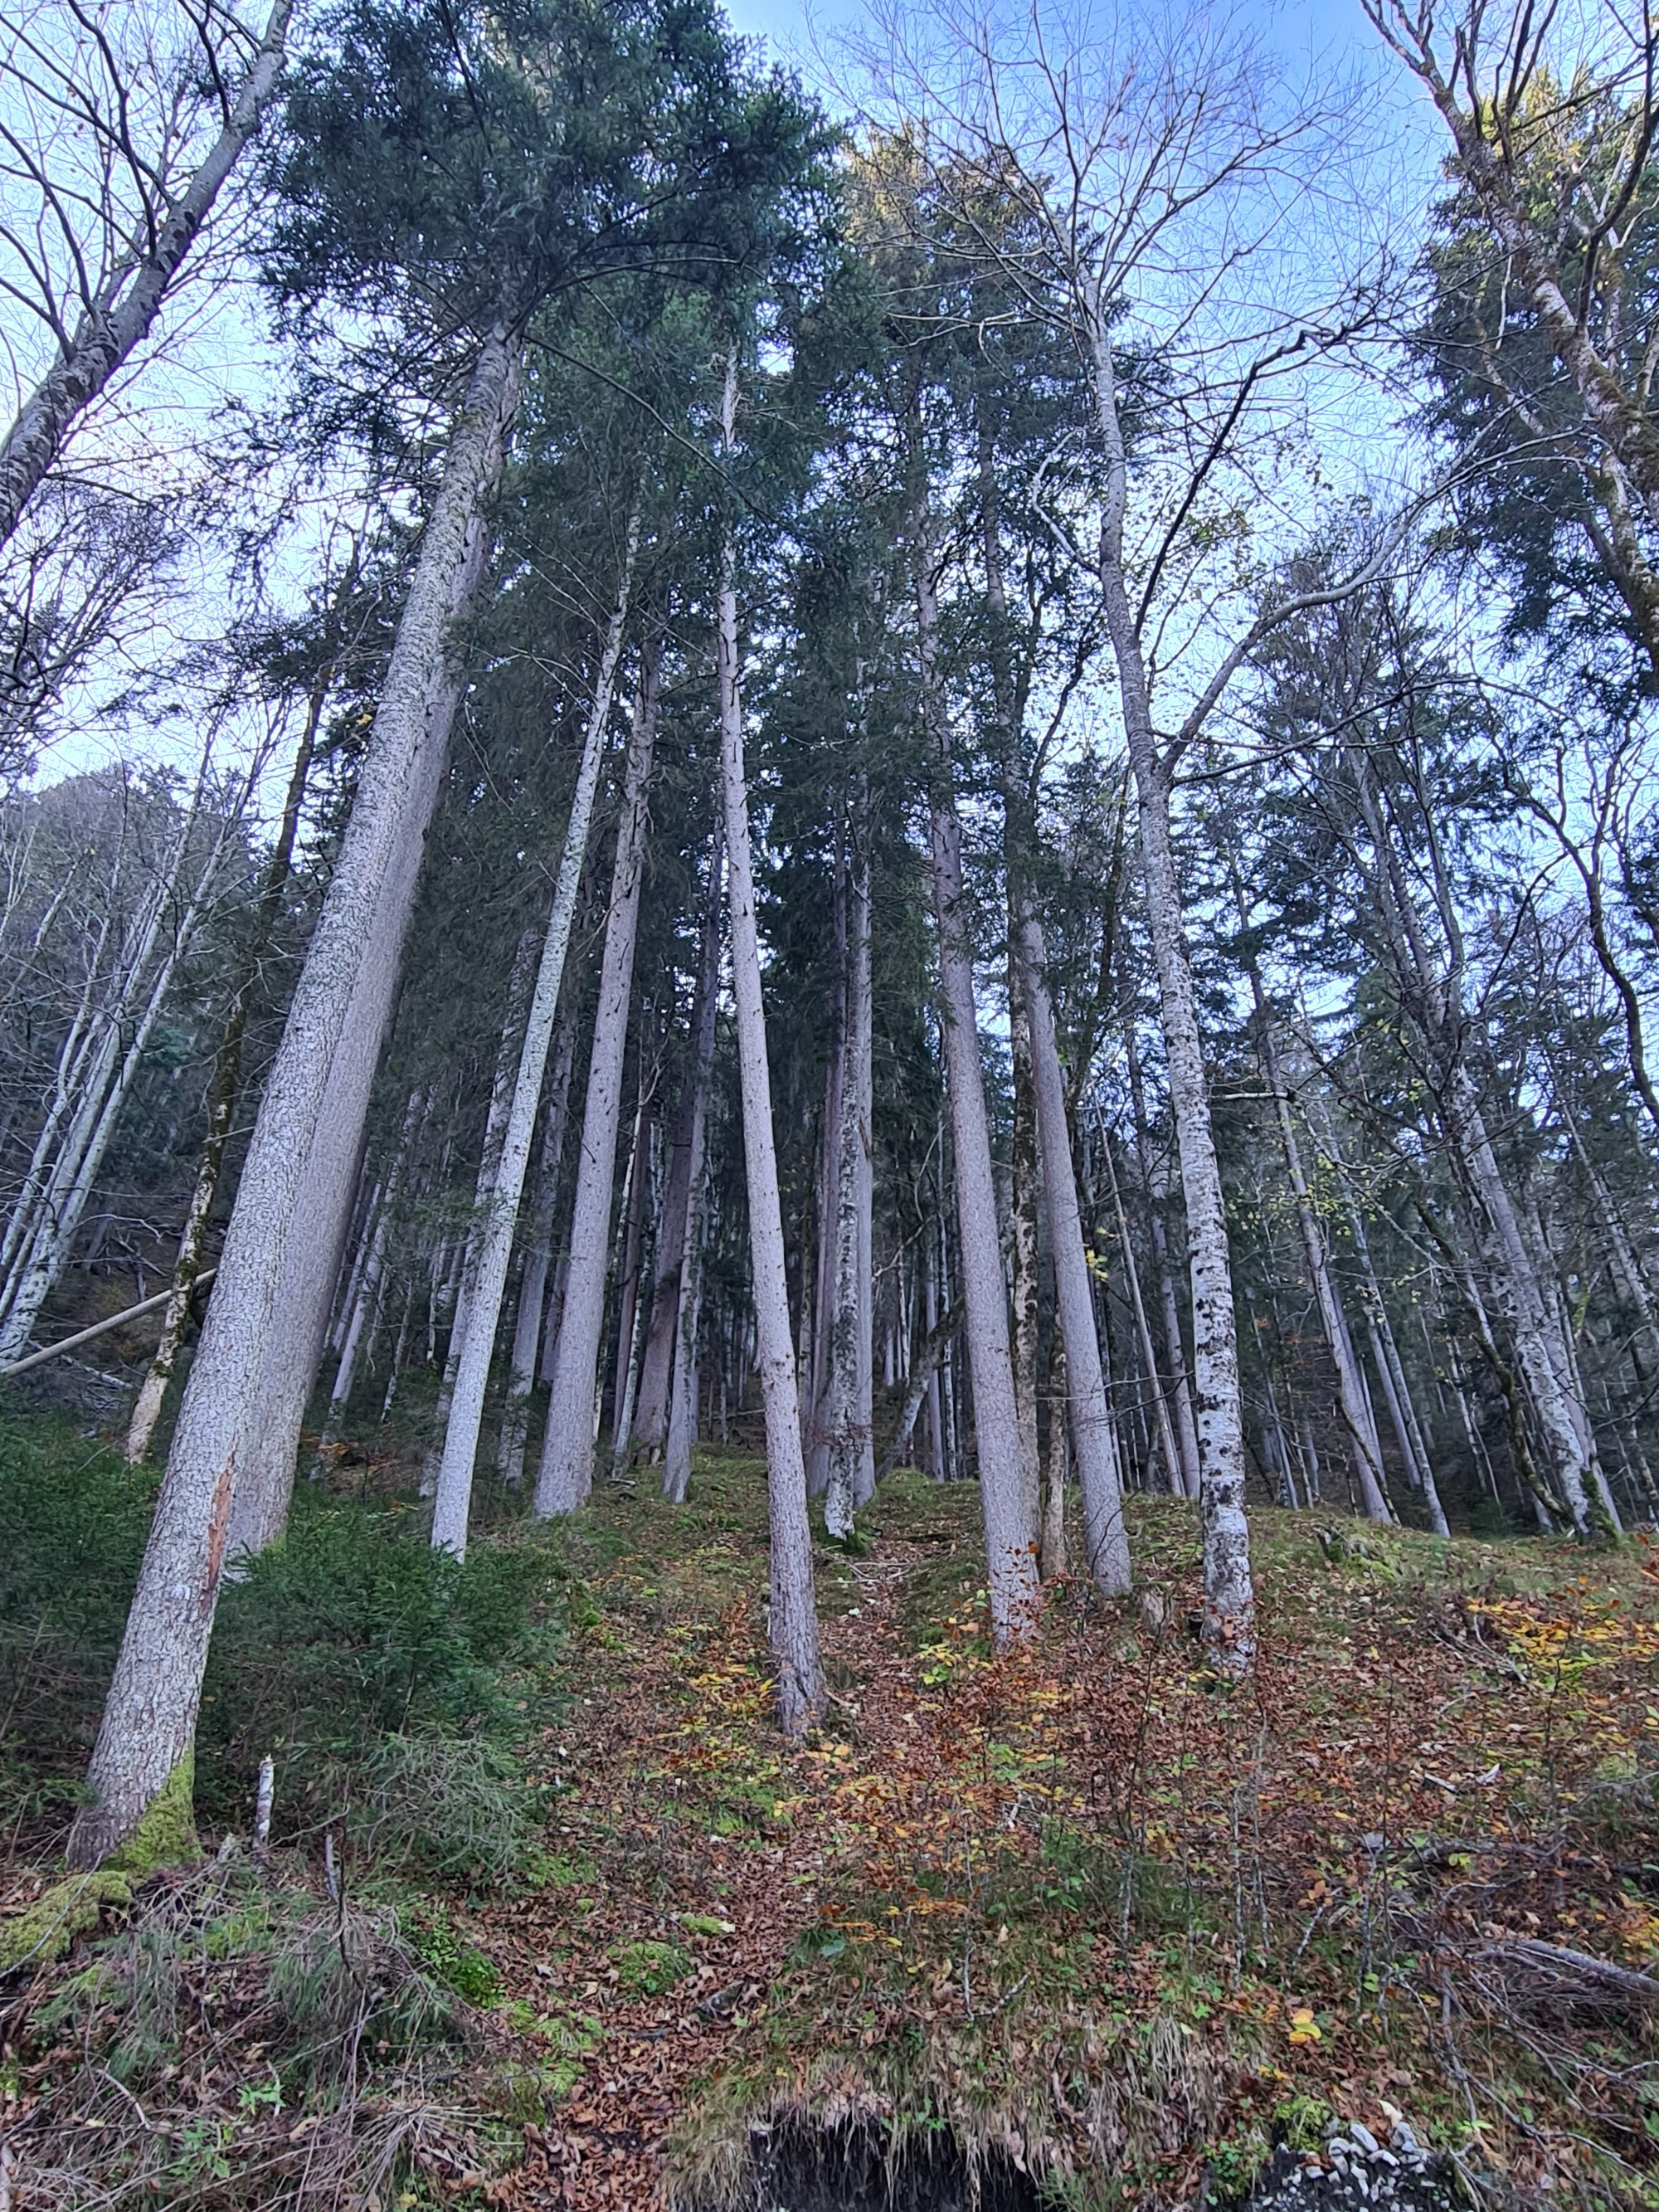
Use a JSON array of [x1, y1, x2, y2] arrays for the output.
[[501, 1514, 936, 2210], [452, 1460, 1659, 2211]]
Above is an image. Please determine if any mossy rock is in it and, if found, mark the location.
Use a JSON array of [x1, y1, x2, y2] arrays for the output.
[[0, 1870, 132, 1972]]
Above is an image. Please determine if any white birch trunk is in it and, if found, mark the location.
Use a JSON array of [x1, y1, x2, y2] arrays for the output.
[[1089, 324, 1253, 1666], [67, 324, 523, 1869], [533, 637, 659, 1517]]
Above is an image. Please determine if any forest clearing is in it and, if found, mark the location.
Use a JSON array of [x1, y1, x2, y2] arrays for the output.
[[7, 0, 1659, 2199]]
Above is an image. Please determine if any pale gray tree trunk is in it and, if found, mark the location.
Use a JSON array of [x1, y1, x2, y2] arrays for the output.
[[224, 332, 523, 1562], [1246, 982, 1392, 1523], [804, 850, 847, 1497], [315, 1089, 425, 1460], [1089, 330, 1253, 1668], [0, 0, 294, 556], [824, 830, 875, 1537], [534, 637, 659, 1517], [430, 516, 639, 1553], [419, 926, 539, 1495], [1101, 1127, 1182, 1494], [915, 484, 1040, 1645], [1014, 911, 1131, 1591], [67, 324, 523, 1869], [635, 831, 722, 1455], [711, 350, 822, 1733], [0, 788, 239, 1362], [1337, 1181, 1451, 1537], [496, 1016, 577, 1487], [1456, 1073, 1611, 1537], [1007, 989, 1044, 1547], [1125, 1030, 1202, 1499], [662, 1121, 711, 1507], [609, 1082, 653, 1455], [1, 798, 191, 1315]]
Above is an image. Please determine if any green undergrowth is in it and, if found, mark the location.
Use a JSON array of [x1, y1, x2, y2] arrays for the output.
[[6, 1851, 515, 2206], [0, 1401, 572, 1882]]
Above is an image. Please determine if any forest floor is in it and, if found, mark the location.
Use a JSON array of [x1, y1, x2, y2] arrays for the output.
[[7, 1442, 1659, 2208]]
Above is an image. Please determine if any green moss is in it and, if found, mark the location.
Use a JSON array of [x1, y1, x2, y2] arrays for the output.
[[1272, 2094, 1335, 2154], [611, 1937, 692, 1995], [103, 1751, 200, 1873], [0, 1870, 131, 1971]]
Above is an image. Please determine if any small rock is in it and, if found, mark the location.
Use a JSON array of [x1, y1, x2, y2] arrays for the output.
[[1350, 2123, 1379, 2155]]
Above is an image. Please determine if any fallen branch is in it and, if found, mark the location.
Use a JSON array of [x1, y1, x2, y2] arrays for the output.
[[0, 1269, 216, 1378]]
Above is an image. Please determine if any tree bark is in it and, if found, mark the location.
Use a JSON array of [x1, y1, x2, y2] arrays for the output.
[[824, 821, 876, 1536], [635, 830, 722, 1455], [430, 514, 640, 1552], [125, 681, 325, 1461], [496, 1016, 577, 1487], [1246, 977, 1393, 1523], [915, 477, 1040, 1645], [535, 636, 659, 1516], [67, 322, 523, 1869], [1125, 1026, 1202, 1498], [712, 349, 822, 1734], [223, 334, 522, 1561], [1015, 910, 1131, 1591], [1089, 329, 1253, 1668], [0, 789, 239, 1362]]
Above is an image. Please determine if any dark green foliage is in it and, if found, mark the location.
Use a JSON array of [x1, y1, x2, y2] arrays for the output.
[[0, 1406, 152, 1784], [197, 1503, 562, 1842], [0, 1406, 561, 1872]]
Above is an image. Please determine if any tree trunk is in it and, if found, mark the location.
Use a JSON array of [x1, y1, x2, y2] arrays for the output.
[[712, 349, 822, 1734], [662, 1113, 711, 1508], [1089, 329, 1253, 1669], [0, 791, 238, 1362], [1008, 983, 1044, 1546], [125, 680, 324, 1461], [1247, 979, 1392, 1523], [223, 332, 523, 1562], [634, 831, 722, 1454], [1125, 1028, 1202, 1498], [496, 1016, 577, 1487], [915, 476, 1040, 1645], [0, 0, 294, 557], [824, 823, 876, 1536], [429, 514, 639, 1553], [1102, 1125, 1183, 1496], [610, 1080, 654, 1455], [534, 639, 659, 1516], [1014, 910, 1131, 1591], [67, 322, 523, 1870]]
